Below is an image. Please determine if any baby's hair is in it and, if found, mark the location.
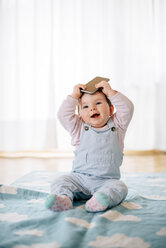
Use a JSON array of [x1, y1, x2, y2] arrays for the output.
[[97, 88, 112, 107], [77, 89, 112, 114]]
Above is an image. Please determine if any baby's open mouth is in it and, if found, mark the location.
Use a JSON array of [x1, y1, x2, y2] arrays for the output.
[[91, 113, 100, 118]]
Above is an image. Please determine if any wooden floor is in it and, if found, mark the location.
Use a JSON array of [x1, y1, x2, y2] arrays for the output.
[[0, 154, 166, 185]]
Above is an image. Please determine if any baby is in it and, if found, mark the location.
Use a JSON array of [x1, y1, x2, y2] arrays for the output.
[[45, 80, 134, 212]]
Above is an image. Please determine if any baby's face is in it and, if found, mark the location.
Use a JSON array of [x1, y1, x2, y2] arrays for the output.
[[79, 92, 111, 128]]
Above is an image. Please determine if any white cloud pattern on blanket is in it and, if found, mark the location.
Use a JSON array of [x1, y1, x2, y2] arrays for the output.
[[0, 212, 28, 222], [99, 210, 141, 222], [15, 229, 43, 237], [121, 201, 142, 209], [141, 194, 166, 200], [0, 203, 5, 208], [66, 217, 95, 229], [156, 227, 166, 236], [88, 234, 150, 248], [0, 185, 18, 194]]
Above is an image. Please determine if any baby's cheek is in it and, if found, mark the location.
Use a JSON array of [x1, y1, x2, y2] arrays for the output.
[[81, 113, 88, 122]]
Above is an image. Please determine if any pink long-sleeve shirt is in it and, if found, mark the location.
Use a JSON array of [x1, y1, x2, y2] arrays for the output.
[[57, 92, 134, 151]]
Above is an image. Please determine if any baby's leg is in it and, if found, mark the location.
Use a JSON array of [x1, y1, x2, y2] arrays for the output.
[[85, 179, 128, 212], [46, 173, 90, 211]]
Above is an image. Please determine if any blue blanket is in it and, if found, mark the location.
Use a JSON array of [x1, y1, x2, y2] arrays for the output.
[[0, 171, 166, 248]]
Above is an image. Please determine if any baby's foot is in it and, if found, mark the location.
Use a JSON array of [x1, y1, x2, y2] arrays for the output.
[[45, 194, 73, 211], [85, 192, 110, 212]]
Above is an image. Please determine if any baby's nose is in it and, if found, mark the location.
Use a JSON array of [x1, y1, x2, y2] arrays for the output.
[[90, 105, 96, 111]]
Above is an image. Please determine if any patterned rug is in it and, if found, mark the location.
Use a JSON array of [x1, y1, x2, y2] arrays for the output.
[[0, 171, 166, 248]]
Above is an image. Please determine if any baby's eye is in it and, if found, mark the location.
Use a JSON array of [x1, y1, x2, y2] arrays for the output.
[[83, 105, 88, 109], [96, 102, 102, 105]]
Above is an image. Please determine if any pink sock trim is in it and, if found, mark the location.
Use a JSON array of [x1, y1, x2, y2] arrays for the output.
[[50, 195, 72, 212]]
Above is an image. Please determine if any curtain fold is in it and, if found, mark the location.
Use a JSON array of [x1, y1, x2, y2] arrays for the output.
[[0, 0, 166, 151]]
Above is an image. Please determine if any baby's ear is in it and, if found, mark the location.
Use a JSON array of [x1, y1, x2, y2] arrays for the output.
[[110, 105, 114, 116]]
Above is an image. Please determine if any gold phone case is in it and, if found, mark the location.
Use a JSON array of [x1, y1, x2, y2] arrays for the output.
[[81, 76, 110, 94]]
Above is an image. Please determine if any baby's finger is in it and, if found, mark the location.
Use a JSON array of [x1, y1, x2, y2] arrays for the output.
[[78, 84, 86, 90], [95, 81, 107, 88]]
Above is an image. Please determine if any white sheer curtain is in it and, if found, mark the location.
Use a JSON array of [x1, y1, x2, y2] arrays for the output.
[[0, 0, 166, 152]]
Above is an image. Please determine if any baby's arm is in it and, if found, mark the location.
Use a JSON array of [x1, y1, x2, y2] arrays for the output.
[[110, 92, 134, 131], [95, 80, 117, 98], [57, 84, 86, 146], [96, 81, 134, 131]]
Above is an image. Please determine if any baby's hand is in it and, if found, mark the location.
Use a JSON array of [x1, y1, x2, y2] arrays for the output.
[[70, 84, 86, 99], [95, 81, 117, 98]]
